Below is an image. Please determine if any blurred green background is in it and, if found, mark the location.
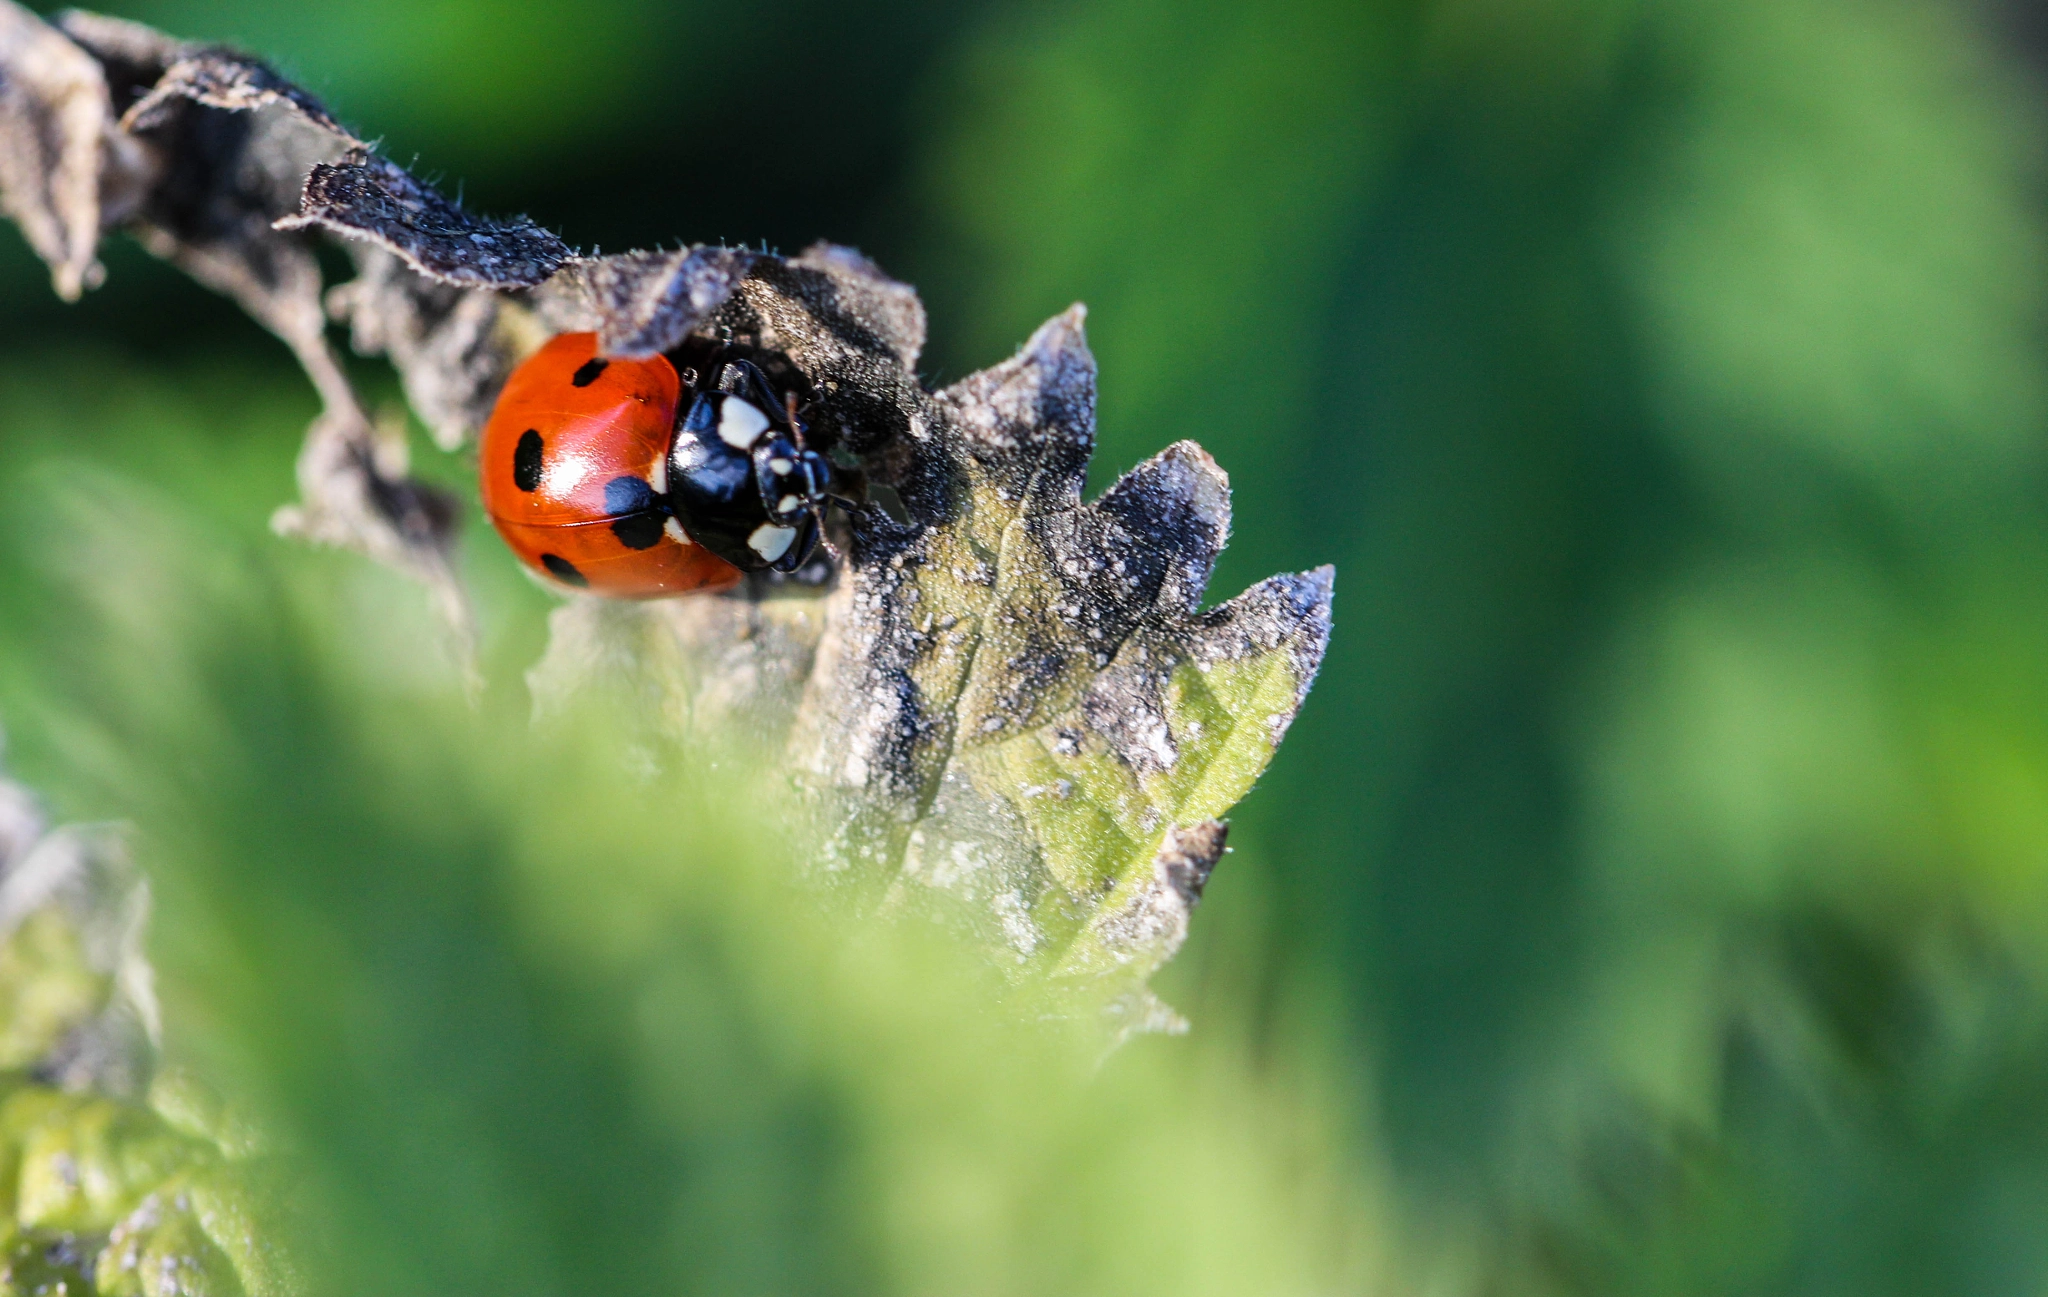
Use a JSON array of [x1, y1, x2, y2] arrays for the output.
[[8, 0, 2048, 1291]]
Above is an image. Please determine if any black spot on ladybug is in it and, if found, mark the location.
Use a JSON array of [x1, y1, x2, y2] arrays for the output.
[[602, 475, 665, 550], [571, 358, 609, 387], [540, 554, 587, 586], [513, 430, 544, 492], [604, 475, 656, 516], [611, 512, 665, 550]]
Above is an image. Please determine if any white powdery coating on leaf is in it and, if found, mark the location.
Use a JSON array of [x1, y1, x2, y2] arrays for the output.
[[943, 304, 1094, 462], [991, 890, 1039, 959]]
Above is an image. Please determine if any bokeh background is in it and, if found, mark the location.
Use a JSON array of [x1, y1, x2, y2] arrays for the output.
[[6, 0, 2048, 1291]]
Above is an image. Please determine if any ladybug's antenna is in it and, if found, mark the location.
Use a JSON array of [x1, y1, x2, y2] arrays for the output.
[[784, 391, 808, 449]]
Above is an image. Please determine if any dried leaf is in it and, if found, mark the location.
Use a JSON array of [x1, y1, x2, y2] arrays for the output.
[[535, 244, 757, 356], [279, 149, 566, 287], [118, 45, 346, 135], [527, 594, 831, 748], [0, 5, 501, 642], [534, 283, 1331, 1028], [0, 1, 116, 299], [323, 245, 535, 452]]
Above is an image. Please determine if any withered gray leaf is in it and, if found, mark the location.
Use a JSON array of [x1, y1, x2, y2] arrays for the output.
[[280, 149, 567, 287], [535, 244, 758, 356], [326, 243, 534, 451], [120, 45, 348, 136], [789, 303, 1332, 1023], [0, 1, 117, 298], [0, 4, 541, 645], [55, 9, 190, 105]]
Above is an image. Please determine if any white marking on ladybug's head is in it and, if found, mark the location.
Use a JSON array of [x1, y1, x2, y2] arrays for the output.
[[719, 397, 770, 449], [768, 457, 794, 474], [650, 454, 668, 494], [748, 523, 798, 562], [664, 517, 692, 546], [778, 494, 801, 514]]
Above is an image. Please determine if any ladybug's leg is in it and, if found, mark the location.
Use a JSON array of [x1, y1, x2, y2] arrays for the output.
[[767, 513, 822, 573], [751, 438, 837, 521]]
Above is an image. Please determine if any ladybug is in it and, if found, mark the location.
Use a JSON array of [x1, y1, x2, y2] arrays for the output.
[[478, 332, 841, 597]]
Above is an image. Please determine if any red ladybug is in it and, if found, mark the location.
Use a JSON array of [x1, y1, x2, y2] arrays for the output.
[[479, 332, 838, 597]]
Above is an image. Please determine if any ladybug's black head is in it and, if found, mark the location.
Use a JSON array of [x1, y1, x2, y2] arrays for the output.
[[664, 356, 836, 574]]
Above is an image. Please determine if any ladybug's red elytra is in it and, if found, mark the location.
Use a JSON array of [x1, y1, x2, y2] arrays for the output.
[[478, 332, 840, 598]]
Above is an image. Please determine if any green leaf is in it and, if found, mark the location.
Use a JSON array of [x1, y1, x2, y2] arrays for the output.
[[15, 1096, 208, 1235], [94, 1163, 299, 1297], [798, 306, 1332, 1023], [96, 1173, 242, 1297]]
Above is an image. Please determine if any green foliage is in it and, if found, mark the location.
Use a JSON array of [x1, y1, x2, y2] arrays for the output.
[[96, 1180, 236, 1297], [916, 0, 2048, 1287], [0, 368, 1376, 1295], [8, 0, 2048, 1291]]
